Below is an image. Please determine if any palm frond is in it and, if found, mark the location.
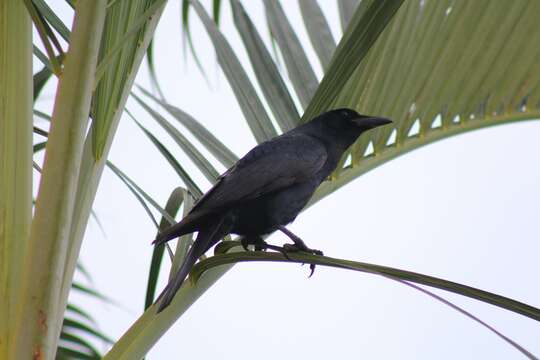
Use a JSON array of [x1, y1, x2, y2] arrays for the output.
[[145, 39, 165, 101], [263, 0, 319, 109], [32, 0, 71, 42], [145, 187, 187, 309], [131, 92, 221, 183], [181, 0, 208, 79], [298, 0, 336, 71], [231, 0, 299, 132], [131, 116, 203, 197], [138, 86, 238, 167], [92, 0, 166, 159], [24, 0, 64, 74], [106, 161, 160, 228], [33, 65, 53, 100], [307, 0, 540, 203], [338, 0, 360, 31], [191, 0, 278, 143], [59, 274, 113, 359]]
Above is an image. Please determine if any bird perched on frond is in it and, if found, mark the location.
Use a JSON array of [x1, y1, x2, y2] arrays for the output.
[[153, 108, 391, 312]]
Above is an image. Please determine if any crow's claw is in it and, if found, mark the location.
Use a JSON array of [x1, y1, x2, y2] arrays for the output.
[[308, 264, 316, 278], [282, 243, 323, 256], [281, 243, 323, 277]]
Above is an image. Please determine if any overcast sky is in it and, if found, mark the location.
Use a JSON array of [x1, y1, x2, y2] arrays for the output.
[[37, 1, 540, 359]]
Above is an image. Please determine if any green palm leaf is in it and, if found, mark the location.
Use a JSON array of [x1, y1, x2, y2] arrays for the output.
[[137, 86, 239, 167], [305, 0, 540, 204], [298, 0, 336, 71], [264, 0, 319, 109], [338, 0, 361, 31], [145, 187, 187, 309], [191, 0, 278, 143], [231, 0, 299, 132]]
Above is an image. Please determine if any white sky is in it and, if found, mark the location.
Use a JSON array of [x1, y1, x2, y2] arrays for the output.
[[36, 1, 540, 359]]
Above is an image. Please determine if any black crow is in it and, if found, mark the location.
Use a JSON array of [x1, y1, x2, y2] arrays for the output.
[[153, 108, 391, 312]]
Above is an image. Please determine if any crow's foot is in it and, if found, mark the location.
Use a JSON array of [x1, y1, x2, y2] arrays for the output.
[[263, 243, 291, 260], [282, 243, 323, 278], [278, 226, 323, 276], [278, 226, 323, 254], [241, 237, 291, 260], [282, 243, 323, 256]]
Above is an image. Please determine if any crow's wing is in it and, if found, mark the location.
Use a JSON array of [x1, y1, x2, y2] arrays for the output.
[[191, 133, 327, 214], [153, 133, 327, 244]]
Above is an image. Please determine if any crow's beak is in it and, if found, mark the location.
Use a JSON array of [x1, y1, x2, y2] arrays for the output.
[[352, 116, 392, 129]]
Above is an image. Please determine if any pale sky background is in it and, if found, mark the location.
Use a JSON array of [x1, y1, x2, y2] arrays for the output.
[[35, 1, 540, 359]]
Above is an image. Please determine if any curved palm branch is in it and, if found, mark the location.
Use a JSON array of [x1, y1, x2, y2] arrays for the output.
[[306, 0, 540, 203]]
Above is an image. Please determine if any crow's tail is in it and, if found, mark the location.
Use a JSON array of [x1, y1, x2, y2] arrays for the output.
[[156, 215, 227, 312], [152, 214, 200, 246]]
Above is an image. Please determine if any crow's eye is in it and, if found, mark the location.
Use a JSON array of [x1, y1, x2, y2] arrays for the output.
[[341, 110, 349, 116]]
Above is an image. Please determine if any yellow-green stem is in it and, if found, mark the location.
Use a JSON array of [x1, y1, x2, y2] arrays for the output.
[[59, 2, 167, 318], [0, 1, 33, 357], [11, 2, 106, 359]]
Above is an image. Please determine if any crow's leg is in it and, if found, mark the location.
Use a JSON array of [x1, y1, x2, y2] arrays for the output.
[[278, 226, 323, 277], [241, 235, 291, 259], [240, 235, 260, 251], [241, 235, 268, 251], [278, 226, 323, 256]]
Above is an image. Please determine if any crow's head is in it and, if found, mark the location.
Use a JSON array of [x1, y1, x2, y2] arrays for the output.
[[323, 108, 392, 132], [305, 108, 392, 150]]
